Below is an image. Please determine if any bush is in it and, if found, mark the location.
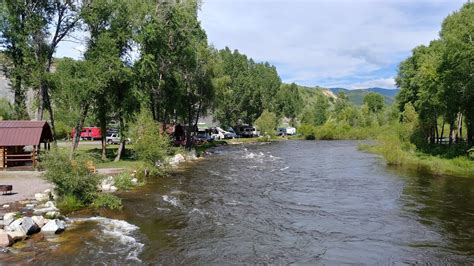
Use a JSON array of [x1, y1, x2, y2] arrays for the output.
[[41, 150, 123, 210], [41, 150, 100, 205], [298, 124, 316, 140], [130, 110, 172, 168], [114, 172, 134, 190], [255, 110, 278, 138], [57, 194, 84, 212], [91, 193, 122, 210]]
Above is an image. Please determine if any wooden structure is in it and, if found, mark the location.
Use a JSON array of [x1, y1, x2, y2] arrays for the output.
[[0, 121, 53, 169]]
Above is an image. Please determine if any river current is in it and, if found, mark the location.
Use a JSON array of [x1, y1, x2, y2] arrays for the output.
[[2, 140, 474, 264]]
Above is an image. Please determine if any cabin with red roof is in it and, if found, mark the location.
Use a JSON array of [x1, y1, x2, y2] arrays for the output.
[[0, 121, 53, 169]]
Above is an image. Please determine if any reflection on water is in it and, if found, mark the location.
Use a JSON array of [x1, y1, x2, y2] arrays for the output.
[[1, 141, 473, 264]]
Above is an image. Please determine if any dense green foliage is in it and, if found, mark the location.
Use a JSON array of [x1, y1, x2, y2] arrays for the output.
[[130, 110, 171, 168], [41, 149, 122, 210], [363, 92, 385, 113], [0, 97, 12, 119], [396, 3, 473, 146], [255, 110, 278, 139], [213, 47, 281, 127]]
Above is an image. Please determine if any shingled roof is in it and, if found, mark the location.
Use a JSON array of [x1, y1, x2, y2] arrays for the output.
[[0, 120, 53, 146]]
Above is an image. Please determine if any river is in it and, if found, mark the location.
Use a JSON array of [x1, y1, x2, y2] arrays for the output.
[[2, 140, 474, 264]]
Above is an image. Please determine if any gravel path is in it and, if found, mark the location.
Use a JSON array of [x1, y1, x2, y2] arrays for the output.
[[0, 171, 52, 205]]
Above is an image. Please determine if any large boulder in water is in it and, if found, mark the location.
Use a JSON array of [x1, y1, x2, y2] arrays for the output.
[[3, 212, 16, 226], [7, 230, 26, 241], [41, 219, 65, 234], [32, 216, 47, 228], [0, 230, 13, 247], [5, 217, 40, 235]]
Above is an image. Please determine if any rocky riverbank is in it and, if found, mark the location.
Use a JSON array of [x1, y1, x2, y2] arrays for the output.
[[0, 189, 64, 247], [0, 150, 201, 250]]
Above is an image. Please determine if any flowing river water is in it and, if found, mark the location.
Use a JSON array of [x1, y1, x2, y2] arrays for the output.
[[1, 140, 474, 264]]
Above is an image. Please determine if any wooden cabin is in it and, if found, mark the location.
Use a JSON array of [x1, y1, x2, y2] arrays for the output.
[[0, 121, 53, 169]]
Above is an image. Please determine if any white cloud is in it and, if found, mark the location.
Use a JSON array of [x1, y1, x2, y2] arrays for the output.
[[199, 0, 465, 89]]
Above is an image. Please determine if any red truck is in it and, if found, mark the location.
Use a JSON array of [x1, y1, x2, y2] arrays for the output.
[[71, 127, 102, 140]]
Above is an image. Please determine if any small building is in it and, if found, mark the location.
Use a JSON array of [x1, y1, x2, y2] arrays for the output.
[[0, 121, 53, 169]]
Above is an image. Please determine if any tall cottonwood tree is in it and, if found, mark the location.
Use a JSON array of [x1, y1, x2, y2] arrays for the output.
[[0, 0, 47, 119], [396, 3, 473, 145], [33, 0, 81, 141]]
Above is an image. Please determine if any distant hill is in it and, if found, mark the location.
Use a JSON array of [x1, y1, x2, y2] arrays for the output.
[[328, 87, 399, 105]]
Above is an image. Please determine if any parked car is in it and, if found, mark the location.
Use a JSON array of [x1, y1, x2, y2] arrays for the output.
[[224, 127, 238, 139], [106, 133, 131, 145], [277, 127, 296, 136], [195, 130, 212, 142], [210, 127, 225, 140], [237, 126, 260, 138]]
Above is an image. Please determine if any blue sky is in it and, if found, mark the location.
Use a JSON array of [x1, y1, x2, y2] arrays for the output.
[[55, 0, 466, 90], [197, 0, 466, 89]]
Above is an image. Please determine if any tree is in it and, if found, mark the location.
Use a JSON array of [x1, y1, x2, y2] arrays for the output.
[[313, 93, 330, 125], [81, 0, 134, 160], [439, 2, 474, 145], [213, 47, 281, 126], [274, 83, 303, 125], [50, 58, 105, 158], [363, 92, 384, 113], [32, 0, 81, 141], [0, 0, 47, 119], [255, 110, 278, 137]]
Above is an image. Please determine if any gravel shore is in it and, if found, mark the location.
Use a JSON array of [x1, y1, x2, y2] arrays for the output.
[[0, 171, 52, 206]]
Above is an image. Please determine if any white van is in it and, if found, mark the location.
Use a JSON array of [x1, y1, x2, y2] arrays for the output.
[[277, 127, 296, 136], [210, 127, 229, 140]]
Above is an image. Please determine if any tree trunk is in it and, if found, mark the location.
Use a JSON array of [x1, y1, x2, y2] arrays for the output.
[[194, 100, 202, 129], [466, 116, 474, 146], [440, 117, 445, 144], [114, 116, 126, 162], [96, 93, 108, 160], [70, 102, 89, 159], [457, 113, 463, 142], [185, 99, 194, 150], [46, 101, 57, 144], [13, 76, 29, 120], [37, 84, 44, 120], [449, 121, 454, 145], [101, 137, 107, 160]]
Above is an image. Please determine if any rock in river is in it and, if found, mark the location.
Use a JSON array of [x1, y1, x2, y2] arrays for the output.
[[0, 230, 13, 247], [5, 217, 40, 235], [32, 216, 48, 228], [41, 219, 65, 234], [3, 212, 16, 226]]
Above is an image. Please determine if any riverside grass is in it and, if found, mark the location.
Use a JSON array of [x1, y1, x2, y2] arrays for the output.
[[359, 132, 474, 178]]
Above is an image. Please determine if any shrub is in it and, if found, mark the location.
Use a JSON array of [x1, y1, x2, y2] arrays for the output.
[[130, 110, 172, 168], [255, 110, 278, 138], [41, 150, 123, 210], [114, 172, 134, 190], [298, 124, 316, 140], [41, 150, 100, 205], [92, 193, 122, 210], [57, 194, 84, 212]]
